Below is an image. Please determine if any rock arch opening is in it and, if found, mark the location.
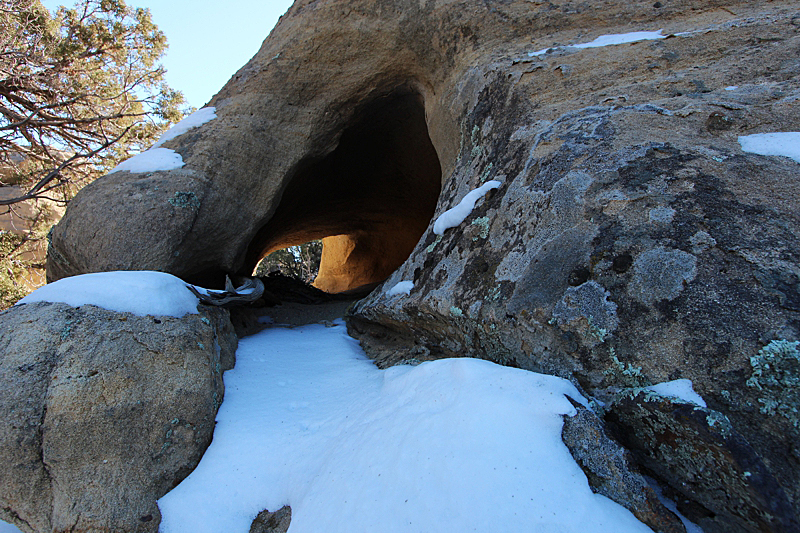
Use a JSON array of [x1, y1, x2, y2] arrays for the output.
[[244, 89, 442, 294]]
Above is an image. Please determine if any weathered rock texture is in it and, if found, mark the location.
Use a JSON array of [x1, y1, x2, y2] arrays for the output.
[[44, 0, 799, 532], [249, 506, 291, 533], [0, 302, 236, 533], [561, 404, 685, 533]]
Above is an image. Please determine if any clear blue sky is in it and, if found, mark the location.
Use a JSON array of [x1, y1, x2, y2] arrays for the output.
[[41, 0, 295, 109]]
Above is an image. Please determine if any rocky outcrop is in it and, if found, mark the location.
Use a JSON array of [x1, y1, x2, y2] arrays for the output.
[[561, 404, 685, 533], [0, 301, 236, 533], [43, 0, 799, 531], [249, 506, 291, 533]]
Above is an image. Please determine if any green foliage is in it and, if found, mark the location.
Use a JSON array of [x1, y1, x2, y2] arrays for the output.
[[0, 0, 189, 205], [0, 0, 188, 307], [0, 230, 30, 308], [0, 201, 55, 309], [255, 241, 323, 284]]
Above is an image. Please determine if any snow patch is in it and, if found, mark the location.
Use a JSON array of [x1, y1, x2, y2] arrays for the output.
[[110, 147, 185, 174], [16, 271, 199, 318], [108, 108, 216, 174], [158, 323, 650, 533], [433, 180, 501, 235], [386, 280, 414, 296], [152, 107, 217, 148], [645, 477, 706, 533], [644, 379, 707, 408], [529, 30, 665, 56], [738, 132, 800, 163]]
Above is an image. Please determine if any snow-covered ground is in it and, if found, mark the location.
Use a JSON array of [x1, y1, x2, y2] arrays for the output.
[[5, 268, 712, 533], [158, 321, 654, 533]]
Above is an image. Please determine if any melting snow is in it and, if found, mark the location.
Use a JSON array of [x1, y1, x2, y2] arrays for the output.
[[152, 107, 217, 148], [158, 322, 653, 533], [529, 30, 665, 56], [386, 280, 414, 296], [645, 477, 706, 533], [433, 180, 501, 235], [643, 379, 706, 408], [108, 107, 217, 174], [16, 271, 199, 318], [109, 147, 185, 174], [738, 132, 800, 163]]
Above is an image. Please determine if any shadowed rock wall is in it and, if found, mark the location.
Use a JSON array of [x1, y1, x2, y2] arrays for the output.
[[245, 90, 441, 293]]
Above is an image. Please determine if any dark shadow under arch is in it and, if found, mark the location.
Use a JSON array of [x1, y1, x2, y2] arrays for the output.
[[243, 88, 442, 293]]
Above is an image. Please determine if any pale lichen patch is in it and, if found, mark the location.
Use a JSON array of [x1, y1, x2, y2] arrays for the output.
[[746, 339, 800, 427], [470, 216, 491, 240], [168, 191, 201, 209], [627, 247, 697, 306], [553, 281, 618, 347]]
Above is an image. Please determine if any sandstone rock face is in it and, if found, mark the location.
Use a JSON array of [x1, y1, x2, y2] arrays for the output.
[[0, 302, 236, 533], [45, 0, 799, 531]]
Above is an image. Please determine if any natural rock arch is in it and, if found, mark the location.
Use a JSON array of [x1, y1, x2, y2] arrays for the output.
[[46, 0, 464, 290], [245, 88, 441, 293]]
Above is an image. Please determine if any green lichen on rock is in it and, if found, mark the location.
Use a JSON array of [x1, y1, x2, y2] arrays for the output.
[[605, 347, 648, 388], [471, 216, 490, 240], [479, 162, 494, 183], [746, 339, 800, 427], [168, 191, 201, 209], [487, 286, 501, 301], [449, 306, 463, 318], [60, 318, 76, 341], [553, 281, 618, 347], [425, 234, 442, 253], [586, 317, 609, 345], [704, 409, 734, 439], [469, 125, 482, 159]]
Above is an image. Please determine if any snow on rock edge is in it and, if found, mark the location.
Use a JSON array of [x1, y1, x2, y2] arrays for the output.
[[17, 271, 199, 318]]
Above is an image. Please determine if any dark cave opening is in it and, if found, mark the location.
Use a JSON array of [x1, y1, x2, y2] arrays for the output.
[[244, 89, 442, 294]]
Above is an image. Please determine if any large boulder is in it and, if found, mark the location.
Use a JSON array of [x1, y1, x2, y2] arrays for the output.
[[348, 12, 800, 533], [0, 301, 236, 532], [45, 0, 799, 531]]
